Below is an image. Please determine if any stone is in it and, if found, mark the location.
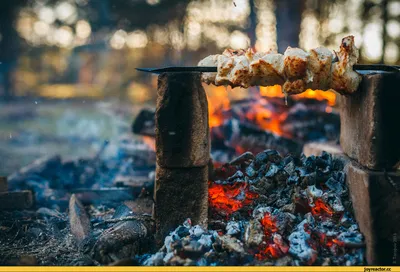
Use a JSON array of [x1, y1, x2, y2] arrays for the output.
[[155, 72, 210, 168], [154, 165, 208, 244], [0, 190, 33, 210], [345, 160, 400, 265], [338, 72, 400, 170]]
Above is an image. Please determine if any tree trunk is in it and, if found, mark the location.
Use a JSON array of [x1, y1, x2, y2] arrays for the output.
[[0, 2, 22, 100], [275, 0, 305, 51]]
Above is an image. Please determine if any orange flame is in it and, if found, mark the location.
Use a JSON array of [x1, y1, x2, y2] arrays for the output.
[[208, 181, 258, 215], [205, 85, 231, 128], [142, 136, 156, 151], [260, 85, 336, 106]]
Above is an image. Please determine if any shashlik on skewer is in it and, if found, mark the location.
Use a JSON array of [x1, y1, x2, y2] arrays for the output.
[[198, 36, 361, 95]]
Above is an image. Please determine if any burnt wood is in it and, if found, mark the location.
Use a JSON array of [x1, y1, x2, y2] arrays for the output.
[[69, 194, 91, 243], [0, 190, 33, 210], [155, 72, 210, 168], [338, 72, 400, 170]]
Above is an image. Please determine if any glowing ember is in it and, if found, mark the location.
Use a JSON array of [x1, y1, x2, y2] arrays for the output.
[[311, 198, 334, 217], [319, 233, 345, 248], [255, 213, 285, 260], [208, 181, 258, 215], [256, 242, 283, 260], [260, 213, 278, 236]]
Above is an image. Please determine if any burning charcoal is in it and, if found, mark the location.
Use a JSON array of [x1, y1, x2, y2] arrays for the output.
[[273, 234, 289, 255], [283, 159, 296, 176], [244, 220, 265, 248], [216, 235, 245, 254], [322, 193, 344, 213], [69, 194, 91, 244]]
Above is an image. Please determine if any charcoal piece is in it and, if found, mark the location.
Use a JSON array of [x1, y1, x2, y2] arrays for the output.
[[69, 194, 91, 243], [156, 72, 210, 168], [0, 177, 7, 192], [265, 164, 280, 177], [252, 177, 274, 195], [216, 235, 245, 254], [338, 72, 400, 170], [228, 152, 255, 168], [255, 149, 282, 166], [244, 220, 265, 248], [0, 190, 33, 210], [93, 219, 153, 264], [345, 160, 400, 265], [154, 165, 208, 243], [132, 108, 156, 137]]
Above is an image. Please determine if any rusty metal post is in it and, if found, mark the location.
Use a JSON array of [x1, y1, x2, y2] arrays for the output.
[[154, 72, 210, 243]]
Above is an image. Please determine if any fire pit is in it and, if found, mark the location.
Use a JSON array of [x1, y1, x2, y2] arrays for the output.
[[0, 65, 398, 267]]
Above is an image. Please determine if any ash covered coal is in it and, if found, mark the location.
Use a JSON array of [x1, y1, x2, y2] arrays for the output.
[[6, 136, 155, 209], [142, 150, 365, 266]]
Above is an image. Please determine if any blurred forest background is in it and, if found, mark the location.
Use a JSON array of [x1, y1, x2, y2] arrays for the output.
[[0, 0, 399, 101], [0, 0, 399, 175]]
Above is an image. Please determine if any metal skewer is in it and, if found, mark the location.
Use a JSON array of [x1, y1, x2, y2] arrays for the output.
[[136, 65, 400, 74]]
